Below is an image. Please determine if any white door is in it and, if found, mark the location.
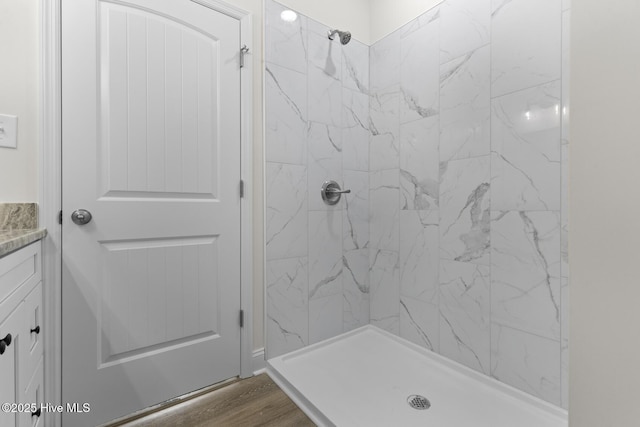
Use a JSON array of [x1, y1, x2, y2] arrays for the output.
[[61, 0, 242, 425]]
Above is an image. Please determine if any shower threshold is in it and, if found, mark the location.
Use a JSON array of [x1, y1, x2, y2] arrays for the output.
[[267, 326, 567, 427]]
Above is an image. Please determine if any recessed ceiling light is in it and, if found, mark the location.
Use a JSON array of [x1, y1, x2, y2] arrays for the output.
[[280, 10, 298, 22]]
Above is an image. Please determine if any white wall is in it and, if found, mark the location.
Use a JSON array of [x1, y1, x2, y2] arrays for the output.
[[569, 0, 640, 425], [369, 0, 444, 43], [0, 0, 39, 202]]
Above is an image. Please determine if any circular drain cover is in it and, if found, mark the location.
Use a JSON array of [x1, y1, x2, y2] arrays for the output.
[[407, 395, 431, 410]]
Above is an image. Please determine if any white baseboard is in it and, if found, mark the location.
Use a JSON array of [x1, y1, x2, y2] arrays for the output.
[[252, 348, 266, 375]]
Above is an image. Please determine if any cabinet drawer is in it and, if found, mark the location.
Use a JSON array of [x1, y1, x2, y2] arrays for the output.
[[20, 359, 43, 427], [21, 283, 43, 389], [0, 243, 41, 319]]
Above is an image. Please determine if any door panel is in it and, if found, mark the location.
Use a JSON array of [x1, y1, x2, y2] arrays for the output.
[[62, 0, 241, 425]]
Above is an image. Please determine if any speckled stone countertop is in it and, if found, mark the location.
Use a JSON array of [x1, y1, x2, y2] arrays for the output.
[[0, 203, 47, 258]]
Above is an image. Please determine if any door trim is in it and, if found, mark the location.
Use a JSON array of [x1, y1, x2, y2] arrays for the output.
[[41, 1, 254, 425]]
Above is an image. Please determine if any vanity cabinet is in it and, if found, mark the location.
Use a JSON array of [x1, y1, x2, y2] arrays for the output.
[[0, 243, 43, 427]]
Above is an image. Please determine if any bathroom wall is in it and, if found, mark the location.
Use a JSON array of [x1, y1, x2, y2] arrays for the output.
[[264, 0, 370, 358], [369, 0, 445, 43], [570, 0, 640, 425], [368, 0, 570, 408], [0, 0, 40, 201]]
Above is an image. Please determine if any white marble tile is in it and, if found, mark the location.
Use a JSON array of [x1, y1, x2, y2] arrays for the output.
[[266, 257, 308, 359], [491, 324, 561, 406], [370, 30, 400, 92], [440, 45, 491, 163], [370, 169, 400, 252], [400, 7, 440, 39], [400, 297, 439, 351], [561, 338, 569, 409], [343, 249, 370, 332], [370, 249, 400, 334], [343, 170, 369, 251], [266, 163, 308, 260], [308, 122, 343, 211], [265, 0, 307, 73], [399, 210, 439, 304], [561, 10, 571, 147], [308, 27, 342, 127], [400, 116, 439, 210], [265, 64, 307, 165], [400, 18, 440, 124], [309, 293, 344, 345], [439, 260, 491, 374], [491, 81, 561, 211], [308, 210, 343, 300], [342, 38, 369, 94], [342, 89, 370, 172], [491, 211, 561, 340], [440, 0, 490, 64], [491, 0, 561, 97], [370, 86, 400, 171], [439, 156, 491, 264]]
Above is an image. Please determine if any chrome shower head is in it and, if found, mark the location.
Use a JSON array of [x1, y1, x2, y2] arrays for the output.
[[328, 29, 352, 45]]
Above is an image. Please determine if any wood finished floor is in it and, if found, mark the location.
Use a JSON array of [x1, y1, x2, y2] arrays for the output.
[[116, 374, 315, 427]]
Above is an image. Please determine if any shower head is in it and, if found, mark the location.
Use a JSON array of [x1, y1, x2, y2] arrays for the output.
[[328, 29, 352, 45]]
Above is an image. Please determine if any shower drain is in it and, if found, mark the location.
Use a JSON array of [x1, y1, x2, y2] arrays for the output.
[[407, 395, 431, 410]]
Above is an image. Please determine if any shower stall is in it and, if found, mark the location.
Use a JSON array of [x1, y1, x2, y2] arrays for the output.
[[264, 0, 569, 423]]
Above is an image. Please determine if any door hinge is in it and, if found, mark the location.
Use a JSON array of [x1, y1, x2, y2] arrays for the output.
[[240, 180, 245, 198], [240, 45, 250, 68], [239, 310, 244, 328], [58, 210, 63, 225]]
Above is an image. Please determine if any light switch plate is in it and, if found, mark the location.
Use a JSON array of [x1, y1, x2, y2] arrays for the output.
[[0, 114, 18, 149]]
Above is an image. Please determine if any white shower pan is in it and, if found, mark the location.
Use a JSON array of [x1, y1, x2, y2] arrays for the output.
[[267, 326, 567, 427]]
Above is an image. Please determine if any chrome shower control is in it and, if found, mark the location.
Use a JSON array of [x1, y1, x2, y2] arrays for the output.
[[321, 180, 350, 206], [71, 209, 93, 225]]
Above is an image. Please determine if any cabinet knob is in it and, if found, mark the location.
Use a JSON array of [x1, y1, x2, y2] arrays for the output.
[[31, 326, 40, 334], [0, 333, 12, 355], [31, 408, 41, 417]]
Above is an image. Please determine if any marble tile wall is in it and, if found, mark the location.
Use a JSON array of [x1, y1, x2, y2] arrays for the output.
[[369, 0, 570, 409], [265, 0, 370, 359], [265, 0, 569, 410]]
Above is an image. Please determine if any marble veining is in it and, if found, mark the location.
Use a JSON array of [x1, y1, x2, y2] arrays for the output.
[[400, 17, 440, 124], [400, 116, 439, 210], [491, 0, 561, 97], [439, 156, 491, 265], [400, 297, 439, 351], [266, 257, 309, 359], [440, 45, 491, 163], [491, 210, 561, 340], [439, 260, 490, 374], [491, 81, 561, 212]]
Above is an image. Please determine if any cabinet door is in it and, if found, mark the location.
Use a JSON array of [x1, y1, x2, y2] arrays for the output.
[[0, 304, 25, 427], [21, 283, 42, 388], [20, 361, 43, 427]]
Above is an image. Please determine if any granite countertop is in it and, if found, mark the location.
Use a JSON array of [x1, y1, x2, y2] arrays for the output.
[[0, 228, 48, 258], [0, 203, 47, 259]]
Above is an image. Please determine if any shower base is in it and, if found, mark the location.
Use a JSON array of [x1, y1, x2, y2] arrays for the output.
[[267, 326, 567, 427]]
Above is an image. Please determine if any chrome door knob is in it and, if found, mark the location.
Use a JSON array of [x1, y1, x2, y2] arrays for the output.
[[71, 209, 93, 225]]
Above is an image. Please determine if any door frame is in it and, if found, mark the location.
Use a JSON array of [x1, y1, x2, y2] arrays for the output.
[[40, 1, 254, 425]]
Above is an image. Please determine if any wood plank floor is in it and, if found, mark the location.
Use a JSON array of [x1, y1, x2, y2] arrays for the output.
[[115, 374, 315, 427]]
